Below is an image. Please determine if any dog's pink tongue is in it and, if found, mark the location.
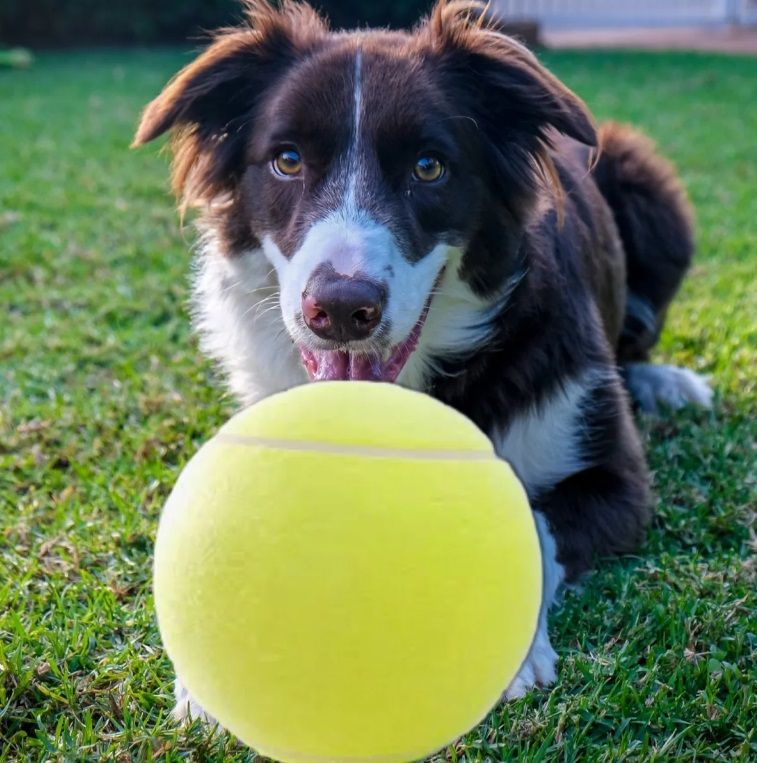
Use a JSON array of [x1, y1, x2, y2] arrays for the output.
[[311, 351, 383, 381]]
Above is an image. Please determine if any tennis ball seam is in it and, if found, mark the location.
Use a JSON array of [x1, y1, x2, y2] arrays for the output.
[[213, 432, 497, 461]]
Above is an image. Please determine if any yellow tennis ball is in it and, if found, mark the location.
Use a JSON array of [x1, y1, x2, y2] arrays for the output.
[[154, 382, 541, 763]]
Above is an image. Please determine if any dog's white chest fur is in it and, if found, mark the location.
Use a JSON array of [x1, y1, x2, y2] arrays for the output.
[[492, 372, 597, 495], [192, 239, 307, 405]]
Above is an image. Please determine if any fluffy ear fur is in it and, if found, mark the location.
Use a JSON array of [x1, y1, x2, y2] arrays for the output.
[[132, 0, 327, 207], [420, 1, 596, 148], [416, 1, 596, 222]]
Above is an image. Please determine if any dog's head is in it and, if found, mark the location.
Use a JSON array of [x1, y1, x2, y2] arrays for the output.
[[134, 0, 595, 384]]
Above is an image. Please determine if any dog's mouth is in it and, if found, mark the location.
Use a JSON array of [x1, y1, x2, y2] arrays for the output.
[[299, 290, 435, 383]]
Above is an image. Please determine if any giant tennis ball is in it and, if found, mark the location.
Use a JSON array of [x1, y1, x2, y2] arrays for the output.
[[154, 381, 541, 763]]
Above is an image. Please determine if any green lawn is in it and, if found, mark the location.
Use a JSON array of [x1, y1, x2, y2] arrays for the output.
[[1, 48, 755, 761]]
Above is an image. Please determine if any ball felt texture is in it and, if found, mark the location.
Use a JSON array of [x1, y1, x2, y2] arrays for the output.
[[154, 381, 542, 763]]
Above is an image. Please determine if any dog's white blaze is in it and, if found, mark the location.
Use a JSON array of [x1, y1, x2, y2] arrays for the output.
[[505, 511, 563, 697], [493, 370, 598, 493], [345, 48, 363, 213]]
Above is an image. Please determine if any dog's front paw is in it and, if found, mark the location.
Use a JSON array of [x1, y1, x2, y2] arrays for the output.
[[503, 626, 558, 700], [172, 677, 217, 726]]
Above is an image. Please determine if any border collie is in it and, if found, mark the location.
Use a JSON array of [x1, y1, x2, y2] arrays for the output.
[[133, 0, 712, 721]]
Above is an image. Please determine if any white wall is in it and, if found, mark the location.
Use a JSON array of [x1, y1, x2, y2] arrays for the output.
[[494, 0, 755, 29]]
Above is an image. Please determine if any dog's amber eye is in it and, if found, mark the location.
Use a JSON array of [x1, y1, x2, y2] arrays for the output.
[[413, 156, 444, 183], [273, 148, 302, 177]]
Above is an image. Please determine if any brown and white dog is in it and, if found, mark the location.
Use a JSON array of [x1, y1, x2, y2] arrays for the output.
[[134, 0, 712, 721]]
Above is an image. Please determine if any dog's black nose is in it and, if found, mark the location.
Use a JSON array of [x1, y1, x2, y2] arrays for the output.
[[302, 272, 385, 342]]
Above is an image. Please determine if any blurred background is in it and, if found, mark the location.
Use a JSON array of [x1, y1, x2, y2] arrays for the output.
[[1, 1, 430, 46], [2, 0, 756, 49]]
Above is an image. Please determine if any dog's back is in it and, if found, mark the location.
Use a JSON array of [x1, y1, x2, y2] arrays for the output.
[[594, 123, 695, 360]]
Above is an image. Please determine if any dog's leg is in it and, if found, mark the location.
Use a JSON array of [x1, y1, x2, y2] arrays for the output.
[[622, 362, 712, 414], [504, 512, 562, 698], [505, 467, 650, 699], [503, 374, 653, 698]]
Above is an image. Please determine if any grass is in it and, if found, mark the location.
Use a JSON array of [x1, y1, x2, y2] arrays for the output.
[[1, 47, 755, 762]]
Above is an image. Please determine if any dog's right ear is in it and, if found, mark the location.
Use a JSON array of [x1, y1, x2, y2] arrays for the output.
[[132, 32, 264, 148], [132, 1, 326, 205]]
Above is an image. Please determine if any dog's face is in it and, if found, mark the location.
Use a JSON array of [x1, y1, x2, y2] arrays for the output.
[[241, 40, 485, 382], [134, 1, 595, 384]]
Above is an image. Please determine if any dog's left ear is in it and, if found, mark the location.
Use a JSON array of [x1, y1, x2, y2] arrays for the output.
[[421, 1, 596, 147]]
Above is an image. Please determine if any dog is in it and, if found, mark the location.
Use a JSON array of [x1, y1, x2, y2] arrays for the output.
[[133, 0, 712, 721]]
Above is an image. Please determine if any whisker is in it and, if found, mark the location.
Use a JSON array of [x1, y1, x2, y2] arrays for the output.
[[242, 301, 278, 321], [249, 294, 281, 310], [257, 293, 281, 305], [218, 278, 245, 295], [239, 302, 259, 320], [250, 299, 277, 314], [243, 285, 280, 297], [253, 304, 284, 320], [241, 295, 278, 319], [273, 326, 294, 346]]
